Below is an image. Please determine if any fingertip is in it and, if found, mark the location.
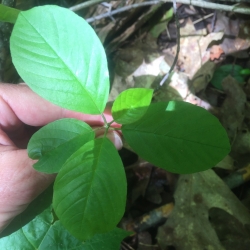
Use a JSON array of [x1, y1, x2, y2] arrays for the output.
[[96, 130, 123, 150], [108, 131, 123, 150]]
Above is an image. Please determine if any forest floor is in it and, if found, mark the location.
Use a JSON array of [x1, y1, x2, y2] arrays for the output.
[[1, 1, 250, 249]]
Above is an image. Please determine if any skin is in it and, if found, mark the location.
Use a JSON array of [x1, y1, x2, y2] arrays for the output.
[[0, 83, 122, 233]]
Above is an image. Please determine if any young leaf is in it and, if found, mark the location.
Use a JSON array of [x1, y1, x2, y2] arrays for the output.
[[112, 88, 153, 124], [53, 138, 127, 241], [0, 4, 20, 23], [27, 118, 94, 173], [10, 5, 109, 114], [122, 101, 230, 174]]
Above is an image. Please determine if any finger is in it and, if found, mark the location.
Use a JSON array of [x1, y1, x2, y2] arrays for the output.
[[0, 83, 115, 132], [0, 146, 55, 232], [95, 129, 123, 150]]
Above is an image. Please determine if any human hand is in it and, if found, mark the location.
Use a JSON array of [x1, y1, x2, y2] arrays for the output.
[[0, 83, 122, 233]]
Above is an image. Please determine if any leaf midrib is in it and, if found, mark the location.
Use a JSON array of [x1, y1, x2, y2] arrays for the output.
[[123, 127, 229, 149], [21, 13, 100, 113]]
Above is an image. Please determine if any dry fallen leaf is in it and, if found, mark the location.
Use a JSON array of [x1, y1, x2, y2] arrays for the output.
[[219, 75, 246, 142], [210, 45, 225, 60], [209, 207, 250, 250], [213, 12, 250, 57], [157, 169, 250, 250], [215, 155, 234, 171]]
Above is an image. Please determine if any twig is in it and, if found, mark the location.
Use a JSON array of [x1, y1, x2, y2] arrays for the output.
[[123, 202, 174, 232], [121, 241, 135, 250], [203, 0, 249, 2], [211, 10, 217, 32], [158, 0, 180, 88], [69, 0, 111, 12], [86, 1, 161, 22], [223, 165, 250, 189], [192, 13, 214, 25], [180, 0, 250, 14], [85, 0, 250, 22]]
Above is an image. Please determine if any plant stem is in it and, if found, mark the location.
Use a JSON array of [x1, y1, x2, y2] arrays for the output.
[[107, 119, 115, 126], [101, 113, 108, 127]]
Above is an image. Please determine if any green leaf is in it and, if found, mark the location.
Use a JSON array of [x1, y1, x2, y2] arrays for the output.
[[39, 220, 85, 249], [0, 205, 130, 249], [0, 207, 54, 249], [82, 228, 131, 250], [10, 5, 109, 114], [0, 4, 20, 23], [211, 64, 245, 90], [122, 101, 230, 174], [112, 88, 153, 124], [40, 223, 130, 250], [53, 138, 127, 240], [0, 206, 85, 249], [0, 184, 53, 238], [27, 118, 94, 173], [150, 8, 173, 38], [240, 68, 250, 75]]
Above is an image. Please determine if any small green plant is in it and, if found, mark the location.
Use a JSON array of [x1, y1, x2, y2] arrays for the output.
[[1, 4, 230, 248], [211, 64, 250, 90]]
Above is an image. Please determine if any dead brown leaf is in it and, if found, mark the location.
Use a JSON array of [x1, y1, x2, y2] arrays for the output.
[[213, 12, 250, 57], [215, 155, 235, 171], [210, 45, 225, 60], [219, 75, 246, 142], [157, 169, 250, 250], [209, 207, 250, 250]]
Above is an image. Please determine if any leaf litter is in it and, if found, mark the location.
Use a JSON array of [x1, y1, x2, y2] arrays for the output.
[[1, 1, 250, 249]]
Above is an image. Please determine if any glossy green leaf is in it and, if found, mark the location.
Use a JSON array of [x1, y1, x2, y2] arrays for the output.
[[112, 88, 153, 124], [10, 5, 109, 114], [0, 205, 130, 249], [0, 4, 20, 23], [211, 64, 244, 90], [27, 118, 94, 173], [53, 138, 127, 240], [122, 101, 230, 174]]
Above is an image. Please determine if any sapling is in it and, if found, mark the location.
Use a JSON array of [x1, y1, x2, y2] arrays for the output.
[[0, 4, 230, 247]]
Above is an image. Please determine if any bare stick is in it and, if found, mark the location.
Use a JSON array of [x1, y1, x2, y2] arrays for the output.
[[181, 0, 250, 14], [69, 0, 111, 12], [158, 0, 180, 87], [192, 13, 214, 25], [85, 0, 250, 22], [86, 1, 161, 22]]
